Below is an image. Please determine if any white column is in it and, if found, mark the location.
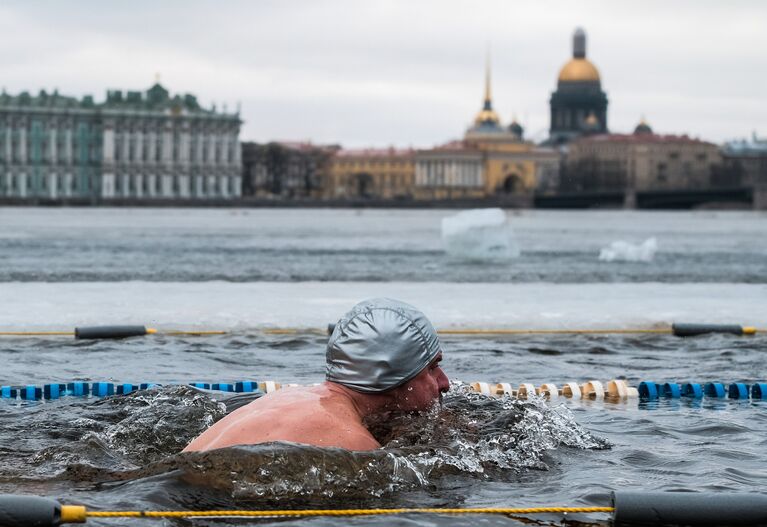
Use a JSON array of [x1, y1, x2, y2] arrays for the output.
[[206, 133, 216, 167], [146, 131, 157, 165], [64, 128, 73, 165], [102, 126, 115, 163], [101, 172, 115, 198], [18, 172, 27, 197], [162, 122, 173, 165], [47, 172, 57, 198], [18, 128, 27, 164], [4, 124, 10, 163], [48, 128, 57, 164]]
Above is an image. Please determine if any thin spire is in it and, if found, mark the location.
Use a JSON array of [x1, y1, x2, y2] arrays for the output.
[[484, 44, 492, 104]]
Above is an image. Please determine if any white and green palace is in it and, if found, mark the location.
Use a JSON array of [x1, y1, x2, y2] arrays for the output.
[[0, 83, 241, 200]]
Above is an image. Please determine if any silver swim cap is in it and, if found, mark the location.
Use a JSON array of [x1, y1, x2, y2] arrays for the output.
[[326, 298, 441, 393]]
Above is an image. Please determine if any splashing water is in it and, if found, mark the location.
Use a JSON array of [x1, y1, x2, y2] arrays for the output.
[[1, 383, 607, 507]]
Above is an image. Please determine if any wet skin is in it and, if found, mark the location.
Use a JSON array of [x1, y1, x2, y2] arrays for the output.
[[183, 353, 449, 452]]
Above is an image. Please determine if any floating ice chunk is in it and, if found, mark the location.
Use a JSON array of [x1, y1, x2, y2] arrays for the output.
[[598, 237, 657, 263], [441, 208, 520, 261]]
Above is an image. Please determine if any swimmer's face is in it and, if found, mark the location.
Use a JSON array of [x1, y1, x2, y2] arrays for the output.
[[391, 352, 449, 412]]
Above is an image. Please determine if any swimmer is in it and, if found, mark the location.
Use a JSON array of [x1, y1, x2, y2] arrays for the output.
[[184, 298, 450, 452]]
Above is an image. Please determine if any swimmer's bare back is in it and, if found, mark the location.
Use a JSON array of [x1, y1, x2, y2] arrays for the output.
[[183, 383, 381, 452]]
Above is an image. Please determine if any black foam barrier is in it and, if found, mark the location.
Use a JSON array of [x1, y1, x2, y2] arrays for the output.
[[612, 491, 767, 526], [672, 323, 744, 337], [74, 325, 147, 340], [0, 494, 61, 527]]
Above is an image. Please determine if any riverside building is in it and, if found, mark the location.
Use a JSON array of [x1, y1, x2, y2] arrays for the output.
[[324, 147, 415, 200], [563, 119, 721, 194], [0, 83, 241, 201], [414, 58, 559, 201]]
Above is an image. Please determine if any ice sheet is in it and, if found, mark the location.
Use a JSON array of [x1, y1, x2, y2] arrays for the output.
[[0, 281, 764, 330], [441, 208, 520, 261]]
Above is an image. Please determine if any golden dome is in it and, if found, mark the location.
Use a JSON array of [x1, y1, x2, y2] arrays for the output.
[[474, 107, 500, 125], [558, 58, 600, 83]]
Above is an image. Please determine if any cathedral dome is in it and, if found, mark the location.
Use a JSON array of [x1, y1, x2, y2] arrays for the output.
[[509, 118, 524, 139], [633, 117, 653, 135], [558, 58, 601, 83]]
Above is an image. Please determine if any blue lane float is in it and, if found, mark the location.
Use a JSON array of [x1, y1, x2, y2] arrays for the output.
[[43, 384, 65, 399], [66, 382, 89, 396], [752, 383, 767, 400], [660, 383, 681, 398], [235, 381, 259, 393], [1, 386, 17, 399], [91, 383, 115, 397], [728, 383, 749, 400], [21, 386, 42, 401], [116, 384, 138, 395], [638, 381, 659, 399], [682, 383, 704, 398], [704, 382, 726, 398]]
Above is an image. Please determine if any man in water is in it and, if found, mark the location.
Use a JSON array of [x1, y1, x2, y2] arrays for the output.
[[184, 298, 450, 452]]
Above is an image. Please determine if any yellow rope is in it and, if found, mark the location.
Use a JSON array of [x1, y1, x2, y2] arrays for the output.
[[161, 331, 228, 336], [262, 328, 327, 335], [0, 331, 74, 336], [437, 328, 671, 335], [86, 506, 614, 519]]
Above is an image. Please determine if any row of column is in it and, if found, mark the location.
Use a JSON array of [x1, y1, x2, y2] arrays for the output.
[[0, 170, 241, 199], [105, 127, 240, 167], [415, 159, 483, 188]]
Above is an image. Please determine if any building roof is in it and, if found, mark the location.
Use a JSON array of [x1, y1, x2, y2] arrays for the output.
[[0, 83, 238, 119], [575, 133, 715, 146], [335, 147, 414, 158], [275, 141, 340, 152], [723, 135, 767, 155]]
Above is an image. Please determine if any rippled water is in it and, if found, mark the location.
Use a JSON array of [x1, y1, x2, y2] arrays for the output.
[[1, 208, 765, 282], [1, 208, 766, 527]]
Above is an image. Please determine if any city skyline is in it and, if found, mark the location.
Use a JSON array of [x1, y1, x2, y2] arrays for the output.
[[0, 0, 764, 147]]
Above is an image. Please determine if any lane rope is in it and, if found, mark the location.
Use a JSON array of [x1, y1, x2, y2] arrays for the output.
[[82, 506, 615, 520]]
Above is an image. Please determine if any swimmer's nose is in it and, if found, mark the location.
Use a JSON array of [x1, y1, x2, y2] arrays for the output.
[[437, 368, 450, 393]]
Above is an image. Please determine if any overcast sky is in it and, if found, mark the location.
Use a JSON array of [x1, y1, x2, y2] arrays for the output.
[[0, 1, 764, 147]]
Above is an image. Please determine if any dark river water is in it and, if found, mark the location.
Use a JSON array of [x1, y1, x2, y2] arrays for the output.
[[0, 207, 766, 527]]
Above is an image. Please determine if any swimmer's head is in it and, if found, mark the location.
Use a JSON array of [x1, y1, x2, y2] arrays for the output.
[[326, 298, 444, 395]]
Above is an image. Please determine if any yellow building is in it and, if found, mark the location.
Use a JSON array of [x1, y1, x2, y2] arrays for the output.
[[414, 58, 559, 200], [324, 147, 415, 200]]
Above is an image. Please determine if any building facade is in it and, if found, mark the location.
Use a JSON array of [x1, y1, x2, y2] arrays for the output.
[[242, 141, 338, 199], [324, 148, 415, 200], [563, 120, 721, 193], [548, 28, 609, 145], [720, 134, 767, 188], [0, 83, 241, 201], [721, 134, 767, 209]]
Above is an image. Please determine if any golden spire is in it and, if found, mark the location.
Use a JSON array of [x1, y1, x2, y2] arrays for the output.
[[154, 72, 161, 84], [484, 47, 492, 104], [473, 46, 500, 126]]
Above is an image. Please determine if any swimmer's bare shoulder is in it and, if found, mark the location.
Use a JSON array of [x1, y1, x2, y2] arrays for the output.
[[183, 384, 380, 452]]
